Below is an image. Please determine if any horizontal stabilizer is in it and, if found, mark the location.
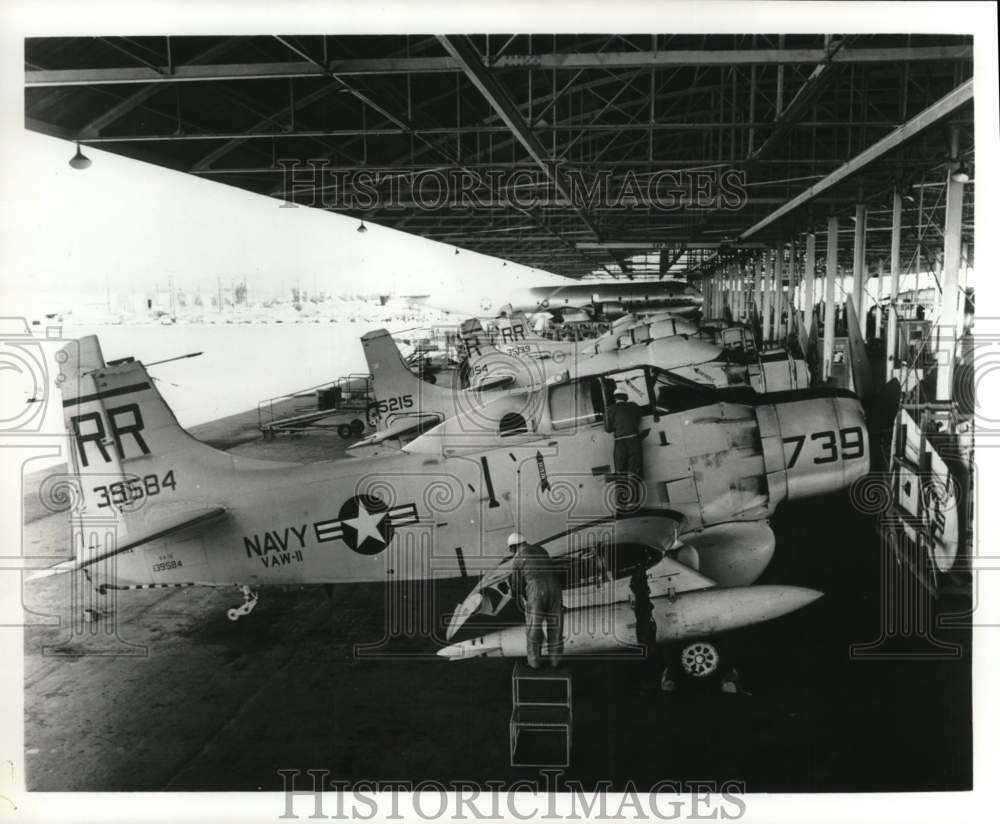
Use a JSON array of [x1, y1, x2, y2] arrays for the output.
[[30, 505, 227, 579], [471, 373, 516, 391], [349, 414, 442, 449]]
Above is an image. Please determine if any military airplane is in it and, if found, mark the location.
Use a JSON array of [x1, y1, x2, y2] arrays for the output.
[[405, 279, 703, 320], [459, 315, 808, 395], [472, 306, 700, 361], [355, 325, 730, 450], [356, 321, 809, 460], [429, 367, 869, 667], [39, 329, 872, 686]]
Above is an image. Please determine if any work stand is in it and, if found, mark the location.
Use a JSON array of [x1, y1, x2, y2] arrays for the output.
[[509, 660, 573, 768]]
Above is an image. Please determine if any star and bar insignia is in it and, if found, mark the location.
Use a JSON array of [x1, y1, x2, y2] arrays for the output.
[[313, 494, 419, 555]]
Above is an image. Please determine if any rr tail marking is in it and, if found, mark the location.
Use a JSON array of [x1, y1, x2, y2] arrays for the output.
[[71, 402, 151, 466], [499, 324, 526, 344]]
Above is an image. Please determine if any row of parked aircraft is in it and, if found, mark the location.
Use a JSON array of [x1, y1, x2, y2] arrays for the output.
[[39, 293, 892, 681]]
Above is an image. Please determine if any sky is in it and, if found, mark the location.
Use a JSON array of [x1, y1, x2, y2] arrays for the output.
[[0, 130, 561, 317]]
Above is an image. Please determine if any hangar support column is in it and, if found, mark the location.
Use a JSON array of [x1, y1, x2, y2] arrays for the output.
[[885, 191, 902, 381], [786, 238, 797, 338], [803, 233, 816, 335], [873, 258, 885, 339], [935, 132, 967, 402], [734, 266, 744, 322], [851, 202, 868, 338], [774, 244, 785, 341], [761, 251, 773, 344], [823, 216, 839, 380]]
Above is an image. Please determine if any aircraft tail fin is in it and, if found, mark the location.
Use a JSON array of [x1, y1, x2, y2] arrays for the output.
[[361, 329, 420, 391], [57, 336, 231, 568], [361, 329, 448, 425], [496, 306, 546, 344]]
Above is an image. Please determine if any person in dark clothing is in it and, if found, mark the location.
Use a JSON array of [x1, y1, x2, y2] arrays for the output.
[[508, 533, 564, 668], [629, 566, 656, 653], [605, 389, 644, 509]]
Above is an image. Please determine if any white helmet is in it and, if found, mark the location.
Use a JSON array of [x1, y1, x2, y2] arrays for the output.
[[507, 532, 526, 548]]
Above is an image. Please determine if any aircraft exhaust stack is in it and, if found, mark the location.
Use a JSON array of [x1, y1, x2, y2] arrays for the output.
[[437, 585, 822, 660]]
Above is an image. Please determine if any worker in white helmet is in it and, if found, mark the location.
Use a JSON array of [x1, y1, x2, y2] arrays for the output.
[[507, 532, 564, 668]]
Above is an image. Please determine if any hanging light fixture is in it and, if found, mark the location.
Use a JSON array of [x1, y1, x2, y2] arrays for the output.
[[68, 142, 91, 170], [356, 220, 367, 234], [951, 162, 970, 184]]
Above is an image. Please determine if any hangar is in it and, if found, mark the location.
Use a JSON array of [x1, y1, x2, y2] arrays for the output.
[[21, 32, 976, 794], [26, 34, 973, 277]]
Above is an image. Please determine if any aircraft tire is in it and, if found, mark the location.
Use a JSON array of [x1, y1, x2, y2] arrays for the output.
[[678, 640, 721, 679]]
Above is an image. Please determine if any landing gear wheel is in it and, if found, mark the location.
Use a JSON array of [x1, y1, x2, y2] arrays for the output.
[[680, 641, 720, 678], [337, 423, 353, 440], [349, 418, 365, 436]]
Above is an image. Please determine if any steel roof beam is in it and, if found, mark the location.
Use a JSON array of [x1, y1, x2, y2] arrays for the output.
[[191, 80, 358, 171], [80, 119, 908, 144], [739, 77, 973, 239], [577, 241, 768, 250], [24, 45, 971, 87], [77, 36, 250, 138], [748, 36, 854, 161], [490, 45, 972, 70], [437, 34, 601, 247]]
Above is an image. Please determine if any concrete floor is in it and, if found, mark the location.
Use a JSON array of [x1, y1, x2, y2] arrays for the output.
[[22, 407, 972, 792]]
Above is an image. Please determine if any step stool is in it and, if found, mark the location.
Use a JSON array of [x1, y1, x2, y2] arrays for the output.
[[509, 660, 572, 767]]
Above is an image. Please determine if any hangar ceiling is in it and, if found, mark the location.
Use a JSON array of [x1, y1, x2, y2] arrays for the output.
[[25, 34, 974, 279]]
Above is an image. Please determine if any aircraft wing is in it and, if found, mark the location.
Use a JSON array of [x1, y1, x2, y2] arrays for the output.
[[446, 559, 516, 639], [446, 512, 686, 639], [437, 520, 826, 661]]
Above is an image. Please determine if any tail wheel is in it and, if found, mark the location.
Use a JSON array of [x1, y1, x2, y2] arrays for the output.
[[680, 641, 720, 678], [337, 423, 353, 439], [349, 418, 365, 436]]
